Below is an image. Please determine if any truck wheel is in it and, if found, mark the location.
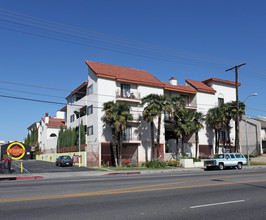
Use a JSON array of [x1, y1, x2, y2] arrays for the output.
[[219, 163, 224, 170], [237, 163, 242, 169]]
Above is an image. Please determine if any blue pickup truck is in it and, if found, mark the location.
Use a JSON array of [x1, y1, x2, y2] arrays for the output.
[[204, 153, 247, 170]]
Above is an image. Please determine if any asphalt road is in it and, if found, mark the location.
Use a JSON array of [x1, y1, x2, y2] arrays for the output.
[[1, 168, 266, 219], [2, 159, 96, 174]]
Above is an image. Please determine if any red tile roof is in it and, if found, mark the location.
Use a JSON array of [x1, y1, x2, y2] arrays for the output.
[[42, 117, 66, 128], [67, 81, 88, 99], [162, 82, 196, 94], [60, 106, 67, 112], [202, 78, 241, 86], [186, 79, 216, 94], [86, 61, 164, 87]]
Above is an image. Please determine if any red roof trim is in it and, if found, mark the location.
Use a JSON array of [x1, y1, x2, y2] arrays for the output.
[[186, 79, 216, 94], [202, 77, 241, 86], [163, 82, 196, 94], [86, 61, 164, 88]]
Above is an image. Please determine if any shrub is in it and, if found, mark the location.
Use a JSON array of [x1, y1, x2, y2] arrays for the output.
[[166, 160, 180, 167], [144, 160, 166, 168], [193, 158, 201, 163]]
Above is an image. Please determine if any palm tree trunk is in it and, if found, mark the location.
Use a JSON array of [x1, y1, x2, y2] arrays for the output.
[[175, 136, 179, 158], [119, 129, 123, 167], [195, 130, 199, 158], [157, 114, 161, 160], [151, 121, 155, 160], [215, 129, 218, 154], [181, 137, 185, 156], [226, 123, 231, 147], [111, 128, 118, 167], [217, 129, 221, 154]]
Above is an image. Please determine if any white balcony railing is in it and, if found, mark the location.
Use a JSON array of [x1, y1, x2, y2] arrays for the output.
[[116, 89, 141, 102]]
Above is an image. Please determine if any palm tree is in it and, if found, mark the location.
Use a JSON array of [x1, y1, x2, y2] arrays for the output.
[[178, 109, 195, 156], [206, 107, 225, 154], [102, 101, 118, 167], [141, 94, 166, 159], [165, 96, 185, 157], [114, 102, 133, 166], [102, 101, 133, 167], [222, 101, 245, 152], [193, 112, 205, 158], [142, 104, 158, 160]]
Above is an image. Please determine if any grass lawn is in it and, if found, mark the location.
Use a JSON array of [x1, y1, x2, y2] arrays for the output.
[[249, 162, 266, 166]]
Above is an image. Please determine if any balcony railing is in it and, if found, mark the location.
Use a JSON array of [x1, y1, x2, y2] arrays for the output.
[[116, 89, 141, 102]]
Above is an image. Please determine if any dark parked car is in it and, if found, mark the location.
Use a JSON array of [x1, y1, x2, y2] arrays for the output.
[[56, 156, 73, 167]]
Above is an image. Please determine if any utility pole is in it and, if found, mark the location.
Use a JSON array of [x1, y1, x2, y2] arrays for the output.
[[225, 63, 246, 153]]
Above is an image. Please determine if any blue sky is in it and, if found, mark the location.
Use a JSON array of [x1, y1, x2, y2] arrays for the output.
[[0, 0, 266, 141]]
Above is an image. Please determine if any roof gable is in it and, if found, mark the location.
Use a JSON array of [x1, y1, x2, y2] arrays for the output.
[[85, 61, 164, 87], [186, 79, 216, 94], [162, 82, 196, 94], [202, 78, 241, 86]]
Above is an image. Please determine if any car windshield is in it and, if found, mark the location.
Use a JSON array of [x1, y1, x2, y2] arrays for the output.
[[212, 154, 224, 159], [62, 156, 71, 159]]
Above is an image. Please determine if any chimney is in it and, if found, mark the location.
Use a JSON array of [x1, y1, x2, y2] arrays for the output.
[[169, 77, 177, 86], [45, 113, 49, 124]]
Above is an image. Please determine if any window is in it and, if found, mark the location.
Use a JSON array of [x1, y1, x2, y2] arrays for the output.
[[70, 114, 75, 122], [88, 84, 93, 94], [218, 98, 224, 106], [88, 126, 93, 136], [50, 133, 57, 137], [87, 105, 93, 115], [121, 84, 130, 98], [230, 154, 235, 158], [181, 95, 189, 105]]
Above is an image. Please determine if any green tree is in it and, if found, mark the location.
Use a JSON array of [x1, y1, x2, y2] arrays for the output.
[[102, 101, 119, 167], [114, 102, 133, 166], [102, 101, 132, 167], [165, 96, 185, 157], [206, 107, 225, 154], [223, 101, 245, 152], [141, 94, 167, 159], [192, 112, 205, 158]]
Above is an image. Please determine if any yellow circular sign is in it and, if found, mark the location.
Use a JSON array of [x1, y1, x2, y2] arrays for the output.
[[7, 142, 26, 160]]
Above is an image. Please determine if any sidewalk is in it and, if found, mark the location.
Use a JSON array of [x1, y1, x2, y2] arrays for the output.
[[1, 165, 266, 181]]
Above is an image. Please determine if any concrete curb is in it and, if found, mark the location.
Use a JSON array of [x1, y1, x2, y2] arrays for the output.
[[0, 176, 43, 181], [104, 172, 141, 176]]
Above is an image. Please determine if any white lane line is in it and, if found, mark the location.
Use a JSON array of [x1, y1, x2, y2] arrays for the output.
[[190, 200, 245, 209]]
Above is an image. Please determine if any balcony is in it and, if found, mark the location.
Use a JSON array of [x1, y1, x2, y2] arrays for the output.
[[122, 134, 141, 143], [116, 89, 141, 103], [183, 96, 197, 110], [128, 113, 141, 124]]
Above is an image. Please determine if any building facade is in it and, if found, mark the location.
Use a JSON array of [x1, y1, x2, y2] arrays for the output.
[[65, 61, 239, 167]]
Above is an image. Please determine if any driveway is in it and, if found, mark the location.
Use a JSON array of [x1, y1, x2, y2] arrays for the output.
[[1, 159, 96, 174]]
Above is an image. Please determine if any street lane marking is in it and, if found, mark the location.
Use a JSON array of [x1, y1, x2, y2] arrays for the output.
[[190, 200, 245, 209], [1, 179, 266, 203]]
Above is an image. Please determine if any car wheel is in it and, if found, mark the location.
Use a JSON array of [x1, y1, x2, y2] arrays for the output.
[[219, 163, 224, 170], [237, 163, 242, 169], [55, 162, 58, 166]]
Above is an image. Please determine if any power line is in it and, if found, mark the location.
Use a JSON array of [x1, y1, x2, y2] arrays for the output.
[[0, 8, 239, 66]]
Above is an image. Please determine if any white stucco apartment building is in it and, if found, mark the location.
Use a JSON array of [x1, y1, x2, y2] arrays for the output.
[[28, 111, 66, 153], [66, 61, 239, 167]]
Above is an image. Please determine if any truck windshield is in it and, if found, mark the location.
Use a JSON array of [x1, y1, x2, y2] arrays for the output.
[[212, 154, 224, 159]]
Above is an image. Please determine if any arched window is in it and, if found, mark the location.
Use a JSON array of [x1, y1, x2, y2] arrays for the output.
[[50, 133, 57, 137]]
